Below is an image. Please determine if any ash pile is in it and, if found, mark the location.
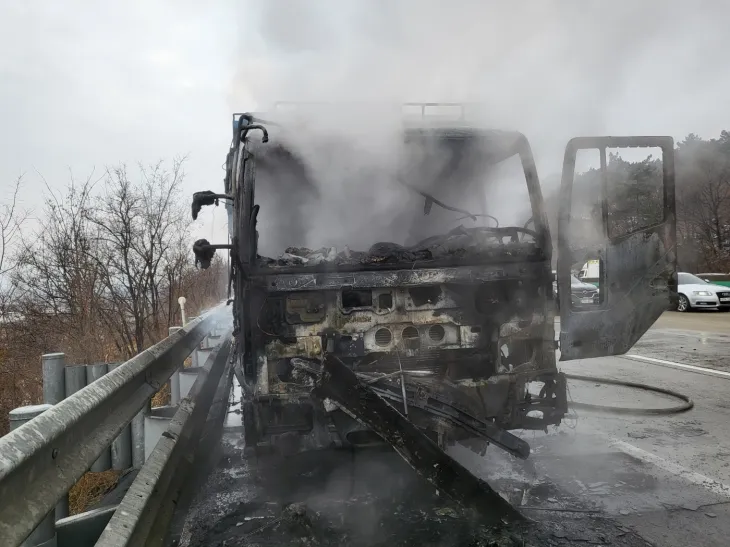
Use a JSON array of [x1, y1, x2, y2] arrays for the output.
[[181, 445, 649, 547]]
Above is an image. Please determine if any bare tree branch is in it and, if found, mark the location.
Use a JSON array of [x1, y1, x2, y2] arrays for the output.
[[0, 175, 30, 277]]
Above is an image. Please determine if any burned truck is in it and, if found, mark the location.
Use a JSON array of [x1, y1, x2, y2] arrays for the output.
[[191, 103, 677, 463]]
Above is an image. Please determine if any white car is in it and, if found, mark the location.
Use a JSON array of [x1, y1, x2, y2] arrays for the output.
[[676, 272, 730, 312]]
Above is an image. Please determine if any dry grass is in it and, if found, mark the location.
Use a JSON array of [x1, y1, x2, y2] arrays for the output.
[[151, 381, 171, 407], [150, 355, 191, 408], [69, 470, 121, 515]]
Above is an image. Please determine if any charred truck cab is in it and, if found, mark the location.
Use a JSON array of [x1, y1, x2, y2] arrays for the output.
[[191, 104, 677, 461]]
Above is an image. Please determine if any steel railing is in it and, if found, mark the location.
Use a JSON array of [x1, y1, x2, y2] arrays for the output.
[[0, 305, 228, 546], [97, 330, 233, 547]]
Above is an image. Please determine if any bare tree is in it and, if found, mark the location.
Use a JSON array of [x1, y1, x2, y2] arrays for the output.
[[0, 176, 29, 311], [163, 230, 190, 327], [13, 172, 110, 363], [1, 159, 228, 434], [87, 158, 188, 356], [0, 176, 34, 433], [676, 134, 730, 270], [181, 253, 228, 315], [10, 157, 222, 365]]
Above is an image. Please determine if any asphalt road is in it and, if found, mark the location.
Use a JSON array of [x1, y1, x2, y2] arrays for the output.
[[651, 310, 730, 333], [631, 310, 730, 371], [179, 311, 730, 547], [538, 310, 730, 546]]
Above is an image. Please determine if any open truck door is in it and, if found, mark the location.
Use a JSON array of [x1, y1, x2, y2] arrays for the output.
[[557, 136, 677, 360]]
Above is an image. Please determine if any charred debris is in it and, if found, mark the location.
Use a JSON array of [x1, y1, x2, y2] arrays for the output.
[[190, 110, 568, 521]]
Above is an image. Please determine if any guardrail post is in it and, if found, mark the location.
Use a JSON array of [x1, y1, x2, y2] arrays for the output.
[[55, 506, 117, 547], [131, 408, 147, 467], [143, 405, 177, 460], [108, 362, 133, 470], [9, 404, 56, 547], [42, 353, 66, 405], [189, 317, 200, 367], [43, 353, 69, 522], [86, 363, 112, 472], [179, 367, 199, 399], [59, 364, 87, 521], [169, 327, 182, 406], [64, 364, 87, 396]]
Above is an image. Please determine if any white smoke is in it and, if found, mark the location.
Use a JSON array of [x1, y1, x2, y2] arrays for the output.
[[226, 0, 722, 256]]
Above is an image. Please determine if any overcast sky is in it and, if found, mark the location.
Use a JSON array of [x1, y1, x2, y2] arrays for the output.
[[2, 0, 729, 245]]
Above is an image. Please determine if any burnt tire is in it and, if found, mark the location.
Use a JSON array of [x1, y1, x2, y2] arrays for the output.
[[677, 294, 691, 312]]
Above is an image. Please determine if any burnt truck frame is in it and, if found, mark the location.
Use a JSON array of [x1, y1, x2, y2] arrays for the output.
[[192, 104, 677, 459]]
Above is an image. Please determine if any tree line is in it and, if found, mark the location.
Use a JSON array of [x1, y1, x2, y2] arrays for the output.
[[546, 131, 730, 273], [674, 132, 730, 271], [0, 158, 227, 434]]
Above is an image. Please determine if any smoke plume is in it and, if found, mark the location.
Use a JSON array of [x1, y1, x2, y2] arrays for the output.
[[227, 0, 717, 257]]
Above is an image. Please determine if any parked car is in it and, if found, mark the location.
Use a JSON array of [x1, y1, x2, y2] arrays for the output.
[[553, 271, 600, 310], [676, 272, 730, 312]]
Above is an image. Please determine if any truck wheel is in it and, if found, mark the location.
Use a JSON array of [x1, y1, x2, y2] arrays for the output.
[[677, 294, 691, 312]]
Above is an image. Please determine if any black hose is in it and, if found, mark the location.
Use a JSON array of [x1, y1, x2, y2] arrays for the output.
[[564, 373, 694, 415]]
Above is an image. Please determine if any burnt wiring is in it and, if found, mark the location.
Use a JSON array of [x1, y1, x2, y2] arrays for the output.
[[256, 296, 277, 337], [351, 368, 692, 422], [397, 179, 486, 222], [454, 213, 500, 227]]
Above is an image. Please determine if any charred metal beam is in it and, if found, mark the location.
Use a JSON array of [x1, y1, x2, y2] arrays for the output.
[[366, 382, 531, 459], [240, 123, 269, 143], [259, 262, 548, 292], [309, 354, 524, 526]]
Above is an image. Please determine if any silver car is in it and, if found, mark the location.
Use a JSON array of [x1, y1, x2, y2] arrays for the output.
[[553, 272, 599, 310], [676, 272, 730, 312]]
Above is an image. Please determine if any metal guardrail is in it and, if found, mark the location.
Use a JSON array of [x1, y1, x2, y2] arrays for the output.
[[97, 331, 233, 546], [0, 305, 228, 546]]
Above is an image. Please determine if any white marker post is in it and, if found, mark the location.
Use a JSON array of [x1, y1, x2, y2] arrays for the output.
[[178, 296, 187, 326]]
